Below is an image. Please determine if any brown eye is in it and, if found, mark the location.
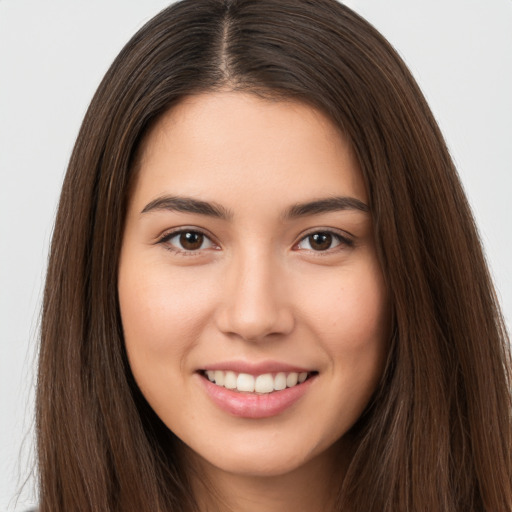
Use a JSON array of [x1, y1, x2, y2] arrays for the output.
[[180, 231, 204, 250], [161, 230, 215, 253], [296, 231, 352, 252], [308, 233, 333, 251]]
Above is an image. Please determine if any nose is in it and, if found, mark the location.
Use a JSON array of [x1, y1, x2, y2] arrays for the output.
[[214, 250, 295, 342]]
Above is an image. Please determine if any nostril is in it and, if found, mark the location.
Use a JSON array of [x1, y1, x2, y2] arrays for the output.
[[214, 307, 295, 343]]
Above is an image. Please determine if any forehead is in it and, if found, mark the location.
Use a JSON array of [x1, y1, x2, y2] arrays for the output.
[[131, 91, 367, 212]]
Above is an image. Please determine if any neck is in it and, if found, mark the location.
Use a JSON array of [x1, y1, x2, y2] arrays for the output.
[[186, 439, 351, 512]]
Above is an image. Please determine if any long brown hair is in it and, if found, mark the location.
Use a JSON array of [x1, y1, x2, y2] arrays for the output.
[[37, 0, 512, 510]]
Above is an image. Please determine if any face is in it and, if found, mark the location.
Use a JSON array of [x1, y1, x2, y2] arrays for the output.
[[118, 92, 389, 479]]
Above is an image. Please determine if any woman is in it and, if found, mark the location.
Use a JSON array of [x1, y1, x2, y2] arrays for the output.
[[36, 0, 512, 510]]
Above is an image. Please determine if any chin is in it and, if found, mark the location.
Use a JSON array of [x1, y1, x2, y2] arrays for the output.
[[180, 424, 342, 480]]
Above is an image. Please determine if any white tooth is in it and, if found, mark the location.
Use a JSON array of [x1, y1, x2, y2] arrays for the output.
[[206, 370, 215, 382], [214, 370, 225, 386], [224, 371, 237, 389], [274, 372, 287, 391], [286, 372, 298, 387], [255, 374, 274, 393], [237, 373, 255, 392], [298, 372, 308, 383]]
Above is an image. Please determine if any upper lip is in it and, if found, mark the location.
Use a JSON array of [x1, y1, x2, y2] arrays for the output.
[[200, 360, 313, 375]]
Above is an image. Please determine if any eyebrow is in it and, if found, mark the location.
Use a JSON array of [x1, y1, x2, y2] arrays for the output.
[[141, 196, 233, 219], [283, 196, 369, 219], [140, 195, 369, 219]]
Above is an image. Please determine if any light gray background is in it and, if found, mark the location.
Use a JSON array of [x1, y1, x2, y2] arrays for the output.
[[1, 1, 511, 510]]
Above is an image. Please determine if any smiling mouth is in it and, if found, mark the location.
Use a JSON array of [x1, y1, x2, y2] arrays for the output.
[[200, 370, 317, 395]]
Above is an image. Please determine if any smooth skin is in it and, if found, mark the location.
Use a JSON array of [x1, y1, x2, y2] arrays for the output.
[[118, 92, 390, 511]]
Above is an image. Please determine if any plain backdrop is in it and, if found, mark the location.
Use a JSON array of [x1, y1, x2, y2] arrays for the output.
[[1, 1, 511, 510]]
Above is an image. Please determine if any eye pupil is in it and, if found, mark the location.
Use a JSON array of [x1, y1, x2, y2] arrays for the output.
[[310, 233, 332, 251], [180, 231, 203, 250]]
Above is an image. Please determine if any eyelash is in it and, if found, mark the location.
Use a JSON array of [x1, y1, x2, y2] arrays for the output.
[[157, 228, 354, 256], [295, 229, 354, 253], [158, 228, 218, 256]]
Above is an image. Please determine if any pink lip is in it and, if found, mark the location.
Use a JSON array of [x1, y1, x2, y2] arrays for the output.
[[197, 372, 317, 419], [201, 360, 311, 375]]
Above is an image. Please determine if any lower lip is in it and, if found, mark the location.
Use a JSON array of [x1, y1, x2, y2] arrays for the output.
[[198, 373, 316, 419]]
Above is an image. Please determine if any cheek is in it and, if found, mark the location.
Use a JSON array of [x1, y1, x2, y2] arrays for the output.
[[300, 264, 389, 347], [118, 263, 218, 368], [119, 267, 211, 344], [117, 262, 221, 422], [296, 260, 390, 402]]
